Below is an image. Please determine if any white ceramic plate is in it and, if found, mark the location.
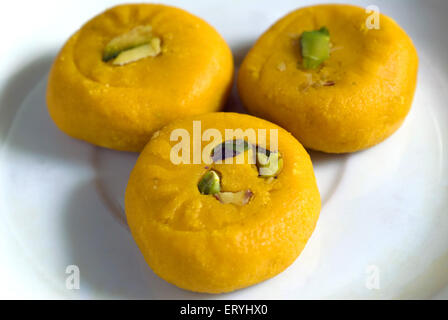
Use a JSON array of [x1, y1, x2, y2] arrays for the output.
[[0, 0, 447, 299]]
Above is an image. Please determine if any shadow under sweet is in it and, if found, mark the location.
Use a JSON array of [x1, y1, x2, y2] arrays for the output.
[[0, 53, 56, 142], [62, 180, 216, 299]]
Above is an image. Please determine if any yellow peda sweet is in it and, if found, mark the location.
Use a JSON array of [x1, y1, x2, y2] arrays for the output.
[[47, 4, 233, 151], [125, 112, 321, 293], [238, 4, 418, 153]]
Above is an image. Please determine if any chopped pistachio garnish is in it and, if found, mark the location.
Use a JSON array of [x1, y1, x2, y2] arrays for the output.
[[211, 140, 250, 162], [256, 150, 284, 178], [215, 190, 254, 206], [199, 142, 284, 203], [300, 26, 330, 69], [198, 170, 221, 195], [112, 38, 161, 66], [103, 25, 161, 65]]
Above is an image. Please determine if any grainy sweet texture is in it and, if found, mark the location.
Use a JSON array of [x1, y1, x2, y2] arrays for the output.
[[125, 113, 321, 293], [47, 4, 234, 151], [238, 4, 419, 153]]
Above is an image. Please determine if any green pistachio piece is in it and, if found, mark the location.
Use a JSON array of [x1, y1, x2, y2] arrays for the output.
[[198, 170, 221, 195], [103, 25, 160, 63], [211, 140, 251, 162], [257, 151, 284, 178], [300, 26, 330, 69], [112, 38, 161, 66], [215, 190, 254, 206]]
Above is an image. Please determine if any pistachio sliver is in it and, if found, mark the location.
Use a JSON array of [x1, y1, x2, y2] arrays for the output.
[[215, 190, 253, 206], [112, 39, 161, 66], [198, 170, 221, 195], [103, 25, 161, 62], [211, 140, 251, 162], [257, 151, 283, 178], [300, 26, 330, 69]]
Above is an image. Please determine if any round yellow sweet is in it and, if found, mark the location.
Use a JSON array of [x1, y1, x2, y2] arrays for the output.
[[47, 4, 234, 152], [125, 112, 321, 293], [238, 4, 418, 153]]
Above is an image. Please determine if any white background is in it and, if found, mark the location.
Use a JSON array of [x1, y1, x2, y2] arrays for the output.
[[0, 0, 447, 299]]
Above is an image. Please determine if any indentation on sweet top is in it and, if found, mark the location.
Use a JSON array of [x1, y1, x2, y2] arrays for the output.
[[197, 140, 283, 206], [198, 168, 255, 206], [209, 140, 283, 178], [287, 23, 366, 90], [102, 25, 161, 65]]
